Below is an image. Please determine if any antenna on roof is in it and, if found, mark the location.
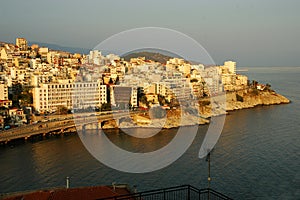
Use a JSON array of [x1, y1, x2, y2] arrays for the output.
[[66, 176, 70, 189], [112, 182, 116, 191]]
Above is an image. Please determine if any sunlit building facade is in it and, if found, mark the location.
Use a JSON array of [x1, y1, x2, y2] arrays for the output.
[[33, 81, 107, 113]]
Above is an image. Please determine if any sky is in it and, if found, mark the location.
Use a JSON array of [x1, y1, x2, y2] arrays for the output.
[[0, 0, 299, 66]]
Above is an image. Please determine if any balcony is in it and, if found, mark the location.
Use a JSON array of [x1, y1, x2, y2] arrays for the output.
[[98, 185, 232, 200]]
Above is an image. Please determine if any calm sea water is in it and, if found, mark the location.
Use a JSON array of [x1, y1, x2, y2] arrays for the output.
[[0, 67, 299, 199]]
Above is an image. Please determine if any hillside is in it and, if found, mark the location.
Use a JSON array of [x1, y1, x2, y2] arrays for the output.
[[123, 51, 174, 64]]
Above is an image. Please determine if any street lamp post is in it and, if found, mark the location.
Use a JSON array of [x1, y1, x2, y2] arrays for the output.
[[206, 149, 213, 200]]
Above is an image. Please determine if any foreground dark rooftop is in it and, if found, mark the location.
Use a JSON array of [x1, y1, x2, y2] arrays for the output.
[[1, 185, 131, 200], [1, 185, 232, 200]]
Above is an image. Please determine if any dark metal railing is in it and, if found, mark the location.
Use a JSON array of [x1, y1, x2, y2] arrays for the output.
[[98, 185, 232, 200]]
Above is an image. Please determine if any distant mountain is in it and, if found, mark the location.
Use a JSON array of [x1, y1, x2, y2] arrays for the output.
[[122, 48, 185, 64], [122, 49, 201, 64], [123, 52, 172, 64], [28, 41, 91, 55], [22, 42, 201, 65]]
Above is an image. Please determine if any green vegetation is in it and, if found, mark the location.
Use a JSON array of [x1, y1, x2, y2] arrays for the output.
[[123, 51, 173, 64], [236, 94, 244, 102], [190, 78, 198, 83], [252, 80, 258, 86], [199, 100, 211, 106], [56, 105, 68, 115], [265, 83, 272, 91], [101, 103, 112, 111], [158, 94, 169, 106], [250, 88, 259, 96], [9, 83, 33, 108]]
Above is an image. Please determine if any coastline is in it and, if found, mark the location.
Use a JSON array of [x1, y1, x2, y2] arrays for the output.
[[99, 88, 290, 130]]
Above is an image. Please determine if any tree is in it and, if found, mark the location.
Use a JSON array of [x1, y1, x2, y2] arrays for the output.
[[56, 105, 68, 115], [190, 78, 198, 83], [158, 94, 168, 106], [140, 95, 149, 106], [265, 83, 272, 91], [201, 81, 209, 97], [109, 78, 114, 84], [9, 83, 23, 108], [236, 94, 244, 102], [101, 103, 112, 111], [115, 76, 120, 84], [252, 80, 258, 88]]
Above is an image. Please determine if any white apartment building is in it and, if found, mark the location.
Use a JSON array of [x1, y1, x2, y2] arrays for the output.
[[167, 58, 185, 65], [0, 83, 8, 100], [85, 50, 104, 65], [31, 73, 54, 87], [110, 85, 138, 108], [178, 63, 191, 75], [16, 38, 28, 51], [0, 48, 8, 60], [162, 74, 191, 103], [224, 61, 236, 74], [236, 74, 248, 86], [33, 81, 107, 113]]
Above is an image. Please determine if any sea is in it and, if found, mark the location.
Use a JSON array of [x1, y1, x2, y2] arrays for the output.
[[0, 67, 299, 199]]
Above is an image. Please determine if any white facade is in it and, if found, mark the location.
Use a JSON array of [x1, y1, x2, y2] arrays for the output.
[[86, 50, 103, 65], [224, 61, 236, 74], [0, 84, 8, 100], [33, 81, 107, 113], [110, 85, 138, 108], [16, 38, 28, 51]]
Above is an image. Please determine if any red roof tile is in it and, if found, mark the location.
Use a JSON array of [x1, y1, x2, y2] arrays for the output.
[[2, 185, 131, 200]]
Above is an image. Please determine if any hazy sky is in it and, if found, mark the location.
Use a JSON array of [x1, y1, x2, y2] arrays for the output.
[[0, 0, 299, 66]]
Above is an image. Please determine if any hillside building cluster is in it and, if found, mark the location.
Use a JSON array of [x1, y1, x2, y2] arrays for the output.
[[0, 38, 248, 129]]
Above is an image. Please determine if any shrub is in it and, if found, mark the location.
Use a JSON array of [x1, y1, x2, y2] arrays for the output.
[[250, 88, 259, 96], [236, 94, 244, 102], [199, 100, 211, 106]]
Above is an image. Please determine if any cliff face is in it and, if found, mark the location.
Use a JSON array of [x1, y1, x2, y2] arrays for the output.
[[102, 109, 209, 129], [102, 89, 290, 129], [199, 89, 290, 117], [225, 89, 290, 111]]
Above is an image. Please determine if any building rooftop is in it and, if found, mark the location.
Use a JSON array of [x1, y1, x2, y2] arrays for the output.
[[1, 185, 132, 200]]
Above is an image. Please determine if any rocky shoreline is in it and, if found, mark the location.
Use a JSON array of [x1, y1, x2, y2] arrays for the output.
[[225, 89, 290, 110], [101, 88, 290, 130]]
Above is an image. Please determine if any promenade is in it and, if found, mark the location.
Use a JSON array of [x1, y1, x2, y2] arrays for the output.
[[0, 112, 134, 144]]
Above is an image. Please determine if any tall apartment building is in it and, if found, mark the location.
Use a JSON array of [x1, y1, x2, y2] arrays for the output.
[[110, 85, 138, 108], [16, 38, 28, 51], [0, 83, 8, 100], [33, 81, 107, 113], [224, 61, 236, 74]]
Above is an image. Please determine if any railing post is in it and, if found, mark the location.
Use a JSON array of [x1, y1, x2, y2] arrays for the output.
[[188, 185, 190, 200]]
